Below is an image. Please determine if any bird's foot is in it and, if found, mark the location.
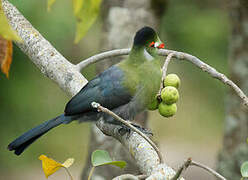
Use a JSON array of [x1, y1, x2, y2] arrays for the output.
[[118, 122, 153, 137], [130, 123, 153, 136]]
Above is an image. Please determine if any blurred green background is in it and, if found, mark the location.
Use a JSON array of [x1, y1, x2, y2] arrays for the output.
[[0, 0, 229, 179]]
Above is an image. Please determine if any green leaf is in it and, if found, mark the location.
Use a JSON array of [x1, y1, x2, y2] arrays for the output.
[[47, 0, 56, 12], [241, 161, 248, 177], [104, 161, 127, 169], [0, 0, 21, 41], [91, 150, 112, 166], [91, 150, 126, 169], [73, 0, 102, 43]]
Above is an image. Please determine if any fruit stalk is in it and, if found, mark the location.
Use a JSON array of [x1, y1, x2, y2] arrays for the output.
[[158, 53, 175, 96]]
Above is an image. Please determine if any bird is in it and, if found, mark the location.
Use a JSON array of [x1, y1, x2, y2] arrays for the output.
[[8, 26, 164, 155]]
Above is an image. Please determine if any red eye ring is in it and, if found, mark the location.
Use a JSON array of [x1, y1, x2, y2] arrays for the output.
[[149, 41, 155, 47], [158, 43, 165, 49]]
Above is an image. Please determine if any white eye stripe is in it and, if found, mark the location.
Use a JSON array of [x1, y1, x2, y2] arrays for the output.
[[154, 42, 159, 48]]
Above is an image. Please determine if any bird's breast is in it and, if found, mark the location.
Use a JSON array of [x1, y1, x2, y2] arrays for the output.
[[140, 61, 162, 104], [119, 60, 162, 107]]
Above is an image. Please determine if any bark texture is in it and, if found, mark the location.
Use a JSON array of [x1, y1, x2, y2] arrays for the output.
[[217, 0, 248, 179]]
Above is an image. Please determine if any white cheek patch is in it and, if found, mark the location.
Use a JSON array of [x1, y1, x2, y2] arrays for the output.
[[154, 42, 159, 48], [144, 49, 154, 61]]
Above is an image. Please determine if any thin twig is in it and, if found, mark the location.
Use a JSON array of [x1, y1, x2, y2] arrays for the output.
[[76, 49, 130, 71], [91, 102, 164, 164], [191, 160, 226, 180], [171, 158, 192, 180], [158, 49, 248, 109], [158, 53, 175, 96], [77, 48, 248, 108], [172, 158, 227, 180]]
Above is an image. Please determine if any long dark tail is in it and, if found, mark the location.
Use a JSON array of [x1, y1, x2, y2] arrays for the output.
[[8, 114, 72, 155]]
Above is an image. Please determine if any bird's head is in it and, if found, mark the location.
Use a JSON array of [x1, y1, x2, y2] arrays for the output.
[[132, 26, 164, 59]]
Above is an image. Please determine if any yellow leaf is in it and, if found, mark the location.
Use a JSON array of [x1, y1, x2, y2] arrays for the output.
[[0, 36, 12, 78], [39, 155, 75, 179], [0, 0, 21, 41], [47, 0, 56, 12], [39, 155, 63, 178], [72, 0, 83, 15], [74, 0, 102, 43], [62, 158, 74, 168]]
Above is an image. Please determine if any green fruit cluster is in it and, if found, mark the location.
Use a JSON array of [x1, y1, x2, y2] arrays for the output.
[[147, 74, 181, 118]]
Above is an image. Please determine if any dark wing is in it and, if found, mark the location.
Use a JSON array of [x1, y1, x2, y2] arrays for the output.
[[64, 66, 133, 116]]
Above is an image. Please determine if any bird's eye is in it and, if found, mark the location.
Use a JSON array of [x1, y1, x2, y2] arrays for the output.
[[149, 42, 155, 48]]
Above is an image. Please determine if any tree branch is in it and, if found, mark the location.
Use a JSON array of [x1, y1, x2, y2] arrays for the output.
[[96, 119, 180, 179], [91, 102, 164, 164], [2, 0, 178, 179], [78, 48, 248, 108], [112, 174, 148, 180], [191, 160, 226, 180], [172, 158, 227, 180], [112, 174, 140, 180], [91, 103, 183, 179], [76, 49, 130, 71], [2, 0, 87, 96], [171, 158, 192, 180]]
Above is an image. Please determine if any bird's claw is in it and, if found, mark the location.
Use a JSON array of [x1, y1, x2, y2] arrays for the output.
[[131, 123, 153, 136], [118, 123, 153, 137]]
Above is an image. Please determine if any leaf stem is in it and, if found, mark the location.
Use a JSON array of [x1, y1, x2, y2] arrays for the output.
[[88, 166, 95, 180], [63, 167, 74, 180]]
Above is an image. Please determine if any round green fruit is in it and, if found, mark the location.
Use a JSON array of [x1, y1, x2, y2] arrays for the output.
[[164, 74, 181, 89], [158, 102, 177, 117], [161, 86, 179, 104], [147, 97, 159, 110]]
